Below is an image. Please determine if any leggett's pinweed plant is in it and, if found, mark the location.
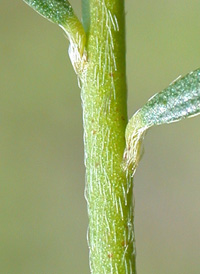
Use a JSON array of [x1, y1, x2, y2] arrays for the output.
[[23, 0, 200, 273]]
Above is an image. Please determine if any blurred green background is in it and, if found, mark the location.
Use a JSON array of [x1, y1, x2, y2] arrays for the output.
[[0, 0, 200, 273]]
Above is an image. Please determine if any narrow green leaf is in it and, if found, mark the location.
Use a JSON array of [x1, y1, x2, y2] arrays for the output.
[[23, 0, 74, 25], [124, 68, 200, 171], [139, 69, 200, 127]]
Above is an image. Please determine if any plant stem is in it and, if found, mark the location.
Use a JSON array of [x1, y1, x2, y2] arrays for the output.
[[81, 0, 136, 272]]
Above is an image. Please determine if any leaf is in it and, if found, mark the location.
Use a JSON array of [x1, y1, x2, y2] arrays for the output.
[[138, 69, 200, 126], [124, 68, 200, 172], [23, 0, 74, 25]]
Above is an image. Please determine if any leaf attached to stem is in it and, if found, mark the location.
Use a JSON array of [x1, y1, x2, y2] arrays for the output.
[[124, 68, 200, 173]]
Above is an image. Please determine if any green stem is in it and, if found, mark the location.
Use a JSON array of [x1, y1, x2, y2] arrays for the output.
[[81, 0, 136, 273], [22, 1, 200, 272]]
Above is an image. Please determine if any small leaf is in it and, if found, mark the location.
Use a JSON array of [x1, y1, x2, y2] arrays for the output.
[[139, 69, 200, 127], [124, 68, 200, 172], [23, 0, 74, 25]]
